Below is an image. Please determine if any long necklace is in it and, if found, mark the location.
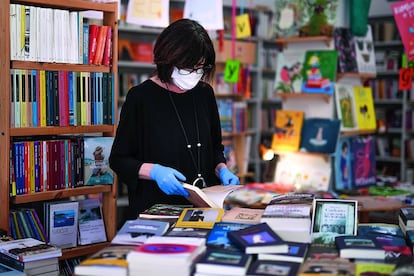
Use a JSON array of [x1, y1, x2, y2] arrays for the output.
[[167, 86, 207, 188]]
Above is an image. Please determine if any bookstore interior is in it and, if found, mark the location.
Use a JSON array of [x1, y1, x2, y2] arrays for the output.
[[4, 0, 414, 275]]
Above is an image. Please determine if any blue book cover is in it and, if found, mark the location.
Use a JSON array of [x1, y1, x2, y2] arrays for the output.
[[68, 71, 75, 126], [334, 137, 352, 191], [350, 136, 376, 189], [299, 117, 340, 154], [83, 137, 114, 185], [206, 222, 251, 252]]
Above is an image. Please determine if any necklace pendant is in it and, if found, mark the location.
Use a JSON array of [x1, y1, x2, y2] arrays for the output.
[[197, 143, 201, 147], [187, 144, 191, 149]]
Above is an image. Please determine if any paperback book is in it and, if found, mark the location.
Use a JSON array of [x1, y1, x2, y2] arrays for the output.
[[258, 241, 309, 263], [274, 50, 305, 94], [299, 117, 341, 154], [77, 198, 107, 245], [247, 259, 301, 276], [206, 221, 251, 252], [335, 235, 386, 260], [221, 207, 264, 225], [0, 238, 62, 262], [175, 207, 224, 229], [83, 137, 114, 185], [271, 109, 304, 152], [138, 204, 192, 220], [182, 183, 241, 208]]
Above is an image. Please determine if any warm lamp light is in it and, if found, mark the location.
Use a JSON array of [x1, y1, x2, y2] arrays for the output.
[[259, 144, 275, 161]]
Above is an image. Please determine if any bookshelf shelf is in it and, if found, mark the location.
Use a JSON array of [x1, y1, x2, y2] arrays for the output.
[[11, 61, 112, 73], [280, 93, 331, 103], [60, 242, 110, 260], [340, 129, 377, 137], [275, 36, 332, 49], [10, 125, 116, 136]]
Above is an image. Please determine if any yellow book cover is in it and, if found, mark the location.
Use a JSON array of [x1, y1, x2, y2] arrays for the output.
[[271, 110, 304, 152], [175, 207, 224, 229], [355, 261, 395, 276], [353, 86, 376, 131], [39, 70, 47, 127]]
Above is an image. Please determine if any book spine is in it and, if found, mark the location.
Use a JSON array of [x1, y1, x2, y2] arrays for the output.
[[92, 25, 107, 65], [88, 24, 99, 64], [102, 26, 112, 66], [0, 253, 24, 271], [32, 70, 38, 127]]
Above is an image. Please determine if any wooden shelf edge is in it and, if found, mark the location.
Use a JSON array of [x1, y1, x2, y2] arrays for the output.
[[60, 242, 110, 260], [275, 36, 332, 49], [11, 61, 112, 73], [340, 129, 376, 137], [336, 73, 376, 81], [10, 125, 115, 136], [13, 0, 117, 12], [280, 93, 331, 103], [12, 185, 113, 204]]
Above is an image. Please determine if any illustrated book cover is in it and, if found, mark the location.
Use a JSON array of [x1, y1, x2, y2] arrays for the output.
[[221, 207, 264, 225], [299, 117, 341, 154], [258, 241, 309, 263], [311, 199, 358, 248], [353, 86, 376, 131], [334, 83, 358, 131], [175, 207, 224, 229], [206, 221, 251, 252], [301, 50, 338, 95], [182, 183, 241, 208], [271, 109, 304, 152], [83, 136, 114, 185], [227, 222, 289, 254], [247, 259, 301, 276], [335, 235, 386, 260], [77, 198, 107, 245], [334, 136, 353, 191], [354, 25, 377, 75], [74, 245, 135, 276], [334, 27, 358, 73], [274, 50, 305, 94], [111, 218, 170, 246], [138, 204, 192, 219], [272, 0, 306, 38], [392, 1, 414, 60], [0, 238, 62, 262], [298, 257, 355, 276], [195, 248, 252, 276], [349, 136, 376, 189]]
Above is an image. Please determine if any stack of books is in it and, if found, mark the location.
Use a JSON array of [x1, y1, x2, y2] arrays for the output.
[[0, 238, 61, 276]]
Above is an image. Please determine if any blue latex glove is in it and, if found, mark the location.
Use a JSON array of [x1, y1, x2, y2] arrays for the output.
[[218, 167, 240, 185], [149, 164, 189, 196]]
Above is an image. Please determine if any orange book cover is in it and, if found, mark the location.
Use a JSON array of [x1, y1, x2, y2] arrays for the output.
[[102, 26, 112, 66], [93, 25, 108, 65], [271, 110, 304, 152]]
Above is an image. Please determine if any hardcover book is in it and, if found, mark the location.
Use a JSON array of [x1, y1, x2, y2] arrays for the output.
[[83, 136, 114, 185], [353, 86, 376, 131], [400, 207, 414, 228], [206, 221, 251, 252], [247, 259, 301, 276], [227, 222, 289, 254], [272, 0, 306, 38], [311, 199, 358, 248], [258, 242, 309, 263], [74, 245, 135, 276], [271, 109, 304, 152], [195, 248, 252, 276], [274, 50, 305, 94], [335, 235, 386, 260], [298, 257, 355, 276], [301, 50, 338, 95], [111, 219, 170, 246], [299, 117, 341, 154], [175, 207, 224, 229]]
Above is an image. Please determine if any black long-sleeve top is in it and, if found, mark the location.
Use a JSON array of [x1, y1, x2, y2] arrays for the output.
[[109, 79, 226, 218]]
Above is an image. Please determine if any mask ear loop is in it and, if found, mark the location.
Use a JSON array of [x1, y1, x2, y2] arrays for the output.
[[192, 177, 207, 188]]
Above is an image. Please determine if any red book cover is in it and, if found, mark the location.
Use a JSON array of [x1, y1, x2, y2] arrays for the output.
[[93, 25, 108, 65], [392, 1, 414, 60], [102, 26, 112, 66], [88, 24, 99, 64]]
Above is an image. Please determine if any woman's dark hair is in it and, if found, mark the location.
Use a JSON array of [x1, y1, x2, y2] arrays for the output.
[[153, 18, 216, 83]]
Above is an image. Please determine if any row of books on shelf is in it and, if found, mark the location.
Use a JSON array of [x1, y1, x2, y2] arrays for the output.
[[217, 98, 249, 133], [371, 20, 401, 42], [10, 70, 115, 128], [369, 78, 404, 100], [10, 136, 114, 196], [10, 4, 113, 65], [71, 197, 414, 276]]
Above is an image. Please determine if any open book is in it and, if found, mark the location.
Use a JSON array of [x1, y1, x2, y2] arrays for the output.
[[182, 183, 242, 208]]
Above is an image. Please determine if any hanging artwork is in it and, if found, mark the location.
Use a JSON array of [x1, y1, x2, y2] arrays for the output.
[[126, 0, 169, 27], [183, 0, 224, 30]]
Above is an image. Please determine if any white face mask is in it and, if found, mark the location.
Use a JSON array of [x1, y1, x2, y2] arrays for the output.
[[171, 66, 203, 90]]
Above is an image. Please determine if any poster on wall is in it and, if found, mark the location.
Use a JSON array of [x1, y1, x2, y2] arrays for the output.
[[126, 0, 169, 27], [392, 0, 414, 60]]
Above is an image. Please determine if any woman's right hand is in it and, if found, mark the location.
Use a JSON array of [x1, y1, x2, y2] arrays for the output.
[[149, 164, 189, 197]]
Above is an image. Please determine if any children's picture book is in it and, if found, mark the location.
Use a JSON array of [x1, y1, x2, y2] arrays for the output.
[[334, 137, 353, 191], [182, 183, 241, 208], [195, 248, 252, 276], [354, 25, 377, 74], [138, 204, 192, 220], [334, 83, 358, 131], [227, 222, 289, 254], [111, 219, 170, 246], [221, 207, 264, 225], [77, 198, 107, 245], [350, 136, 376, 189], [392, 0, 414, 60], [301, 50, 338, 95], [175, 207, 224, 229], [206, 221, 251, 252], [311, 199, 358, 248], [246, 259, 301, 276], [334, 27, 358, 73], [272, 0, 306, 38], [353, 86, 376, 131], [335, 235, 386, 260], [83, 137, 114, 185], [299, 117, 341, 154], [258, 241, 309, 263], [74, 245, 135, 276], [271, 110, 304, 152], [274, 50, 305, 94]]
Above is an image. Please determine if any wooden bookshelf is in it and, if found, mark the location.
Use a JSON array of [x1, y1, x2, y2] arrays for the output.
[[0, 0, 118, 260]]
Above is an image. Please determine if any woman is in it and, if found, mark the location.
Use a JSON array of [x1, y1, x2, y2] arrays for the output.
[[109, 18, 239, 219]]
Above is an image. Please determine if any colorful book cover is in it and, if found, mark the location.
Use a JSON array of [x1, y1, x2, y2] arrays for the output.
[[272, 0, 306, 38], [83, 137, 114, 185], [350, 136, 376, 189], [301, 50, 338, 94], [392, 0, 414, 60], [354, 25, 377, 74], [334, 27, 358, 73], [216, 98, 233, 133], [271, 110, 304, 152], [274, 50, 305, 94], [222, 137, 238, 174], [206, 222, 251, 252], [334, 136, 352, 191], [175, 207, 224, 229], [299, 117, 341, 154], [334, 83, 358, 131], [353, 86, 376, 131]]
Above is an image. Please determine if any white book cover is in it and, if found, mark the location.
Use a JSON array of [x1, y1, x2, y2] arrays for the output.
[[354, 25, 376, 75], [9, 4, 17, 61], [78, 198, 107, 245], [0, 238, 61, 262], [48, 201, 79, 249], [274, 50, 305, 94], [28, 6, 37, 62]]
